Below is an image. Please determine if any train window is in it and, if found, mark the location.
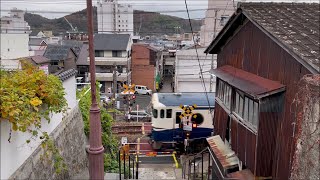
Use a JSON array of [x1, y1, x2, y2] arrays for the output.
[[176, 112, 182, 124], [191, 113, 204, 125], [166, 109, 172, 118], [160, 109, 165, 118], [153, 109, 158, 118]]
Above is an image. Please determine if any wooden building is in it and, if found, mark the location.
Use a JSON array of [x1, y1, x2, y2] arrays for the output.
[[204, 2, 319, 179]]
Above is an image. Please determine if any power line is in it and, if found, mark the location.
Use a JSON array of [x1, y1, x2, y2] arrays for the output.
[[0, 7, 235, 14], [184, 0, 213, 113]]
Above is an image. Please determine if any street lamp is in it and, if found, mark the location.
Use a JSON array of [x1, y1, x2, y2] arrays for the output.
[[86, 0, 104, 179]]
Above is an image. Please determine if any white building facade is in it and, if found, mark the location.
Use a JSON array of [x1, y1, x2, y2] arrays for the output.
[[0, 8, 31, 69], [97, 0, 134, 35], [200, 0, 238, 47], [174, 48, 217, 93]]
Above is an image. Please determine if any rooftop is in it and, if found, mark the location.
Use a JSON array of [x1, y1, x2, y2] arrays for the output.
[[44, 44, 77, 61], [157, 92, 215, 107], [94, 34, 130, 51], [205, 2, 320, 74]]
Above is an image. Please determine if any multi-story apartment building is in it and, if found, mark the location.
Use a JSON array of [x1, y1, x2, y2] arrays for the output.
[[200, 0, 238, 47], [81, 34, 132, 93], [97, 0, 133, 35], [0, 8, 31, 69]]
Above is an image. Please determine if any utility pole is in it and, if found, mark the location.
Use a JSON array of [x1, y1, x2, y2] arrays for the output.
[[210, 10, 219, 92], [86, 0, 104, 179], [113, 63, 117, 120]]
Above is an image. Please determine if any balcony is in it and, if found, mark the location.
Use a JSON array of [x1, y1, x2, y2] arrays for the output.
[[87, 57, 129, 66], [88, 72, 131, 82]]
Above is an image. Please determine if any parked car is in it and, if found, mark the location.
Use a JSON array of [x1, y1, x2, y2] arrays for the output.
[[134, 85, 152, 95], [127, 110, 151, 121]]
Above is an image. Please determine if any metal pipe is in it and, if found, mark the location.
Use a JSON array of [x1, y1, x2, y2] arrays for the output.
[[202, 151, 204, 180], [119, 151, 122, 180], [136, 155, 139, 179], [129, 155, 131, 179], [86, 0, 104, 179], [132, 157, 135, 179], [124, 153, 126, 179]]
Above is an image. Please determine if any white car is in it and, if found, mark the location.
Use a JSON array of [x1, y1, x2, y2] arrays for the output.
[[134, 85, 152, 95], [127, 110, 151, 120]]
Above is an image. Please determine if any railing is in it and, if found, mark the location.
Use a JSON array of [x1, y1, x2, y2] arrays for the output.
[[182, 147, 239, 180], [118, 150, 139, 180]]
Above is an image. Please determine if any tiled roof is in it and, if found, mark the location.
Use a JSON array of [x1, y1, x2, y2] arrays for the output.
[[29, 38, 47, 46], [56, 68, 77, 81], [76, 44, 89, 66], [24, 55, 50, 64], [94, 34, 130, 51], [44, 44, 76, 61], [205, 2, 320, 74], [240, 3, 320, 73]]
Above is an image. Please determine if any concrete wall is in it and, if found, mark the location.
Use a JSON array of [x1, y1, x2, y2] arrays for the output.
[[0, 75, 85, 179], [0, 33, 30, 60]]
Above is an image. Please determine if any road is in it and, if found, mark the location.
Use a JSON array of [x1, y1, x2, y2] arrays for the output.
[[117, 94, 152, 112]]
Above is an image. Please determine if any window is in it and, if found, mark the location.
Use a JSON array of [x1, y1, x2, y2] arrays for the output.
[[217, 79, 232, 109], [191, 113, 204, 125], [95, 50, 104, 57], [160, 109, 165, 118], [153, 108, 158, 118], [234, 91, 259, 130], [220, 15, 230, 26], [176, 112, 182, 124], [112, 51, 122, 57], [166, 109, 172, 118]]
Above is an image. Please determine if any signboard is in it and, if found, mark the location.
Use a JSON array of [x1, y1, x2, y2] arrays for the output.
[[183, 122, 192, 131], [121, 137, 128, 145]]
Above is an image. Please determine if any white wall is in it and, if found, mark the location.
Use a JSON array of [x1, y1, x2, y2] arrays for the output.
[[0, 33, 30, 60], [0, 75, 77, 179], [97, 0, 133, 35], [174, 48, 216, 93]]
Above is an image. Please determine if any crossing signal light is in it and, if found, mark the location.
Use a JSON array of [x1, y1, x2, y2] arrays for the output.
[[132, 95, 136, 99], [192, 123, 197, 128]]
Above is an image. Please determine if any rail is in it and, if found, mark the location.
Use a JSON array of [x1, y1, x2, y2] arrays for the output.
[[182, 146, 239, 180]]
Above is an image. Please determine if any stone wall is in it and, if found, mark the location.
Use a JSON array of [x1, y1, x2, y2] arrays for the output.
[[10, 106, 88, 180]]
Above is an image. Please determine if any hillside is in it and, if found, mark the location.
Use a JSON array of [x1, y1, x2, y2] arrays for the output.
[[25, 7, 202, 36]]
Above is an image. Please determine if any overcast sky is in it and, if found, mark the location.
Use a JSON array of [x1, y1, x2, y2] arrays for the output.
[[0, 0, 208, 19], [1, 0, 318, 20]]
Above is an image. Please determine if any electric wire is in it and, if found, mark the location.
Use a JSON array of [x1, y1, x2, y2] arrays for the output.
[[183, 0, 213, 113]]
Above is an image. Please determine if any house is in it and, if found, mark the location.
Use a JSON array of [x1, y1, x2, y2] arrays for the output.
[[87, 34, 132, 93], [174, 47, 216, 92], [29, 37, 47, 56], [43, 44, 78, 73], [204, 2, 319, 180], [131, 44, 162, 91], [21, 55, 51, 74], [0, 8, 31, 69]]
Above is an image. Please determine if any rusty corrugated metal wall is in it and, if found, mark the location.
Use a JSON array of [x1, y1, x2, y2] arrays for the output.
[[215, 21, 312, 179]]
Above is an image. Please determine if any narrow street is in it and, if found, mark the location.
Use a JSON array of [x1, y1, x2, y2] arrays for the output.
[[159, 77, 173, 93]]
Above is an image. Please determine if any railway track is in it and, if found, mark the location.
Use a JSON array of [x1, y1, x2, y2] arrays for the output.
[[112, 122, 143, 135]]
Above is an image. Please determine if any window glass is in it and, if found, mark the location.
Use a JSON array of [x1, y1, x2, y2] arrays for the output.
[[153, 109, 158, 118], [176, 112, 182, 124], [249, 99, 254, 124], [253, 101, 259, 127], [160, 109, 165, 118], [239, 95, 244, 118], [244, 97, 249, 121], [166, 109, 172, 118], [235, 92, 239, 113]]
